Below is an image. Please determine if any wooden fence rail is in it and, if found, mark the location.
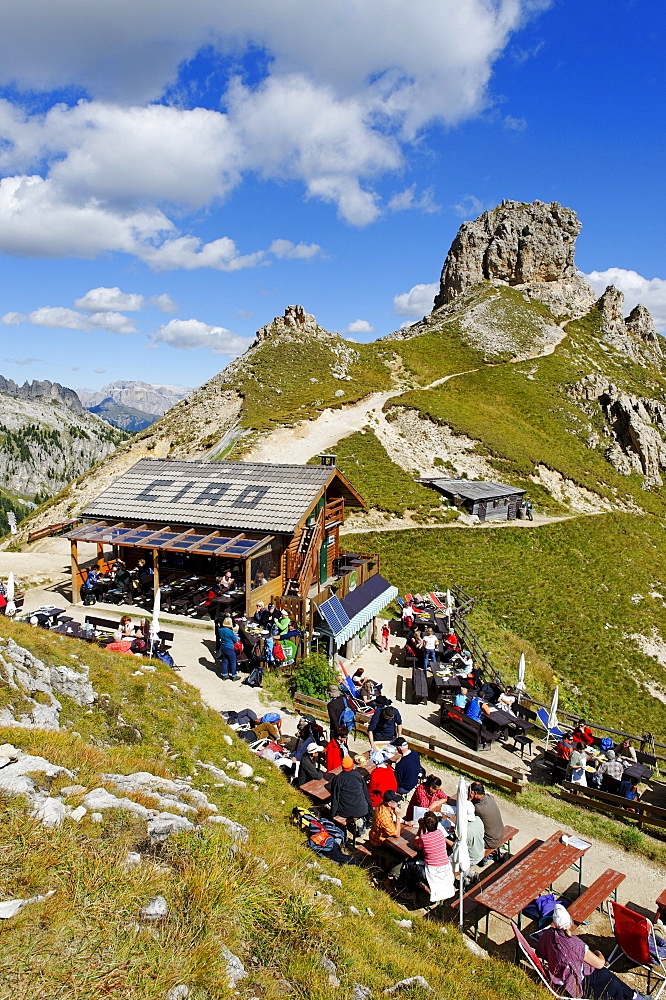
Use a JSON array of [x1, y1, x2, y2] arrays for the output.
[[27, 519, 79, 544], [293, 691, 528, 795]]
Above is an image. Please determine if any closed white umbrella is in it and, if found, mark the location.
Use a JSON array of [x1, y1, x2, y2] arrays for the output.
[[516, 653, 526, 703], [5, 572, 16, 617], [445, 588, 454, 628], [149, 587, 161, 659], [451, 775, 470, 929], [546, 684, 559, 751]]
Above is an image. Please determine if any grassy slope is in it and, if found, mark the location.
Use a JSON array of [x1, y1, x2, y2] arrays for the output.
[[351, 514, 666, 737], [392, 309, 666, 515], [0, 617, 535, 1000], [312, 430, 458, 522]]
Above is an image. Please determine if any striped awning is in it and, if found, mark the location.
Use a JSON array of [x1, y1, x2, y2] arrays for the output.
[[332, 583, 398, 647]]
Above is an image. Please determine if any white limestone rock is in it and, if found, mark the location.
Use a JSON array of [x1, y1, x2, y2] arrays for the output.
[[82, 787, 153, 819], [383, 977, 431, 994], [205, 815, 249, 843], [220, 945, 248, 986], [0, 889, 56, 919], [139, 895, 169, 920]]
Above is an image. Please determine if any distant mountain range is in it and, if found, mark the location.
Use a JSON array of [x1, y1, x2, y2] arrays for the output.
[[77, 380, 193, 432]]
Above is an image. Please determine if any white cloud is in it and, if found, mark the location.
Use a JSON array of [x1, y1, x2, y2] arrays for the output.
[[584, 268, 666, 332], [388, 185, 440, 214], [150, 318, 251, 355], [149, 294, 178, 314], [393, 282, 438, 317], [139, 235, 267, 272], [0, 1, 543, 250], [269, 239, 323, 260], [342, 319, 375, 334], [5, 357, 41, 365], [75, 286, 144, 312], [94, 367, 106, 373], [1, 305, 137, 334], [453, 194, 492, 218], [503, 114, 527, 131]]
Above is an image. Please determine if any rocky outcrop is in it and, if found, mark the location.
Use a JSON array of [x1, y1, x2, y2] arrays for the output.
[[0, 637, 96, 729], [568, 375, 666, 486], [254, 304, 335, 344], [434, 200, 590, 313], [595, 287, 662, 366], [0, 376, 85, 416]]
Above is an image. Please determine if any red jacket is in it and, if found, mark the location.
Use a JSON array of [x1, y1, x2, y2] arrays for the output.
[[368, 765, 398, 807], [326, 738, 346, 772]]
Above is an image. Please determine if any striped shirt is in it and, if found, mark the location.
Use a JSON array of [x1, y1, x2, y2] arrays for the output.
[[414, 829, 449, 866]]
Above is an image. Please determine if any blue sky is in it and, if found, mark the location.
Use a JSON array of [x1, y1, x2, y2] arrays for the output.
[[0, 0, 664, 393]]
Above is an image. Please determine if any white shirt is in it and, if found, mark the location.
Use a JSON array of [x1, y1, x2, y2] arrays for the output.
[[424, 634, 438, 650]]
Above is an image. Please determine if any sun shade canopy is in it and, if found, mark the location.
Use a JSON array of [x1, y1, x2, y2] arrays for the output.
[[66, 520, 274, 559]]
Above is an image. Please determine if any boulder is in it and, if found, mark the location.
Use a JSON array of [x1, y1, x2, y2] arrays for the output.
[[139, 896, 169, 921], [220, 945, 248, 986]]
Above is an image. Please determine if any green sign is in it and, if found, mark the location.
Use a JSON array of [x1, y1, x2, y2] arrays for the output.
[[348, 571, 357, 592]]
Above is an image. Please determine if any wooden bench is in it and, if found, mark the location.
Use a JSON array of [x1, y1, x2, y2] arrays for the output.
[[485, 825, 519, 860], [562, 781, 666, 834], [412, 667, 428, 704], [440, 705, 502, 752], [84, 615, 174, 649], [566, 869, 626, 926]]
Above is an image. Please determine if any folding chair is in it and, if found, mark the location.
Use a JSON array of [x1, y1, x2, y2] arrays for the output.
[[429, 592, 446, 610], [511, 922, 566, 997], [607, 901, 666, 999], [536, 708, 565, 740]]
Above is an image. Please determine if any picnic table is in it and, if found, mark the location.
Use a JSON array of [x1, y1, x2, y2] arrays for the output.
[[485, 709, 531, 737], [299, 759, 375, 804], [623, 762, 653, 782], [475, 829, 591, 939], [20, 605, 66, 625], [51, 620, 98, 642]]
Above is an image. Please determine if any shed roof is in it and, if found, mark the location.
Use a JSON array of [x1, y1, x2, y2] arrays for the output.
[[82, 458, 364, 535], [417, 477, 526, 502]]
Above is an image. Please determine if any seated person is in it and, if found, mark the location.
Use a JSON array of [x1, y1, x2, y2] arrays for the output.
[[205, 576, 226, 606], [114, 615, 140, 640], [252, 712, 282, 741], [252, 600, 269, 625], [619, 779, 641, 803], [617, 738, 637, 762], [368, 790, 404, 880], [465, 696, 492, 722], [252, 571, 268, 589], [325, 729, 349, 772], [295, 743, 324, 787], [535, 903, 643, 1000], [459, 666, 482, 691], [450, 649, 473, 672], [590, 750, 624, 789], [405, 775, 450, 822], [351, 667, 366, 688], [106, 560, 131, 599], [368, 753, 398, 808], [412, 811, 455, 905], [496, 687, 516, 714], [401, 601, 415, 629], [571, 719, 595, 747], [405, 629, 424, 664], [135, 558, 153, 582]]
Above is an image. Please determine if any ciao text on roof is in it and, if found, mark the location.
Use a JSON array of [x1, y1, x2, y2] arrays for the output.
[[134, 478, 269, 509]]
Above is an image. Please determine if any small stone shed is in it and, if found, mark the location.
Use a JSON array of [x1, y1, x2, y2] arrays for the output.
[[418, 477, 526, 522]]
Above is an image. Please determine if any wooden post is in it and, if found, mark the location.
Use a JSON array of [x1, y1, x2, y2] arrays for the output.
[[96, 543, 104, 570], [245, 557, 252, 617], [70, 539, 83, 604], [152, 549, 160, 594]]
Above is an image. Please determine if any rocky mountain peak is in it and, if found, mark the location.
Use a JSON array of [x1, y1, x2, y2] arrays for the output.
[[434, 199, 594, 318], [254, 304, 333, 343], [595, 285, 662, 364], [0, 376, 84, 416]]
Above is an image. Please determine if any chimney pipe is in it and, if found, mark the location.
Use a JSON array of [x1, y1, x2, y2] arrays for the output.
[[319, 453, 337, 467]]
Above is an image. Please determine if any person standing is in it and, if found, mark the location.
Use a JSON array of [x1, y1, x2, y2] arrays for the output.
[[422, 627, 438, 669], [468, 782, 505, 864], [327, 685, 348, 733], [380, 622, 390, 651], [215, 615, 238, 680], [368, 705, 403, 749]]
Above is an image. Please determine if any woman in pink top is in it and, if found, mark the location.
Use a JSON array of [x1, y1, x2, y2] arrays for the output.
[[413, 812, 455, 904], [405, 775, 448, 821]]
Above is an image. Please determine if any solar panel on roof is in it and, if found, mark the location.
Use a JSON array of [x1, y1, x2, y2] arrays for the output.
[[317, 596, 350, 634]]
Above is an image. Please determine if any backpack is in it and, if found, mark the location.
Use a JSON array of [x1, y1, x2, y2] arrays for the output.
[[307, 815, 345, 854], [339, 698, 356, 734], [272, 640, 286, 662], [600, 737, 614, 752], [154, 648, 175, 667]]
